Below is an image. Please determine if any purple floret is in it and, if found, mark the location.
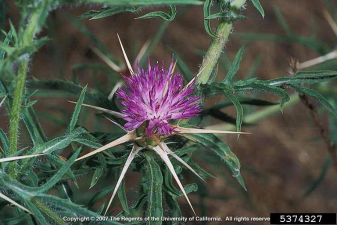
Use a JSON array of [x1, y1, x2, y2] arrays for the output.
[[116, 58, 202, 137]]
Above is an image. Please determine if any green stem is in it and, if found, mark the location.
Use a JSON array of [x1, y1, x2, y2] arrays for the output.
[[197, 22, 233, 84], [196, 0, 247, 84], [8, 2, 51, 178], [8, 60, 29, 177]]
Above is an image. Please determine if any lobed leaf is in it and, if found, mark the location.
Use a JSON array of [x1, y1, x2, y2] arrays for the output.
[[181, 133, 247, 190]]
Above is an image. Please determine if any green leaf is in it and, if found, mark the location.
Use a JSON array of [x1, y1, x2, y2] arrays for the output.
[[48, 154, 79, 188], [240, 83, 290, 108], [144, 153, 163, 224], [164, 192, 182, 218], [36, 148, 81, 194], [68, 86, 86, 132], [22, 107, 48, 146], [203, 0, 216, 38], [289, 84, 337, 117], [251, 0, 264, 18], [223, 91, 243, 133], [0, 27, 13, 60], [0, 128, 9, 156], [88, 185, 115, 209], [137, 6, 176, 21], [162, 166, 180, 196], [223, 46, 245, 83], [186, 159, 215, 180], [35, 194, 122, 225], [33, 199, 67, 225], [181, 133, 247, 190], [80, 6, 140, 20], [24, 200, 49, 225], [89, 167, 104, 189], [117, 167, 130, 214], [117, 194, 147, 219], [267, 70, 337, 86], [199, 82, 233, 97], [31, 127, 87, 154]]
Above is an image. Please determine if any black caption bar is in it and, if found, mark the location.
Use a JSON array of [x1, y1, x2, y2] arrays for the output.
[[270, 213, 336, 224]]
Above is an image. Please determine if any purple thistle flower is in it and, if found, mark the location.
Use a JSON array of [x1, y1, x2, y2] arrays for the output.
[[116, 58, 202, 137]]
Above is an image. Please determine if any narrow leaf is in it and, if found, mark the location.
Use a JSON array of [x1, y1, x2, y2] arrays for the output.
[[223, 91, 243, 133], [289, 84, 337, 117], [82, 7, 139, 20], [137, 6, 176, 21], [223, 46, 245, 83], [251, 0, 265, 18], [203, 0, 216, 38], [68, 86, 87, 132]]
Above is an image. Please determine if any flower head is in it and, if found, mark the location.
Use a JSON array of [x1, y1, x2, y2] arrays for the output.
[[116, 58, 201, 137]]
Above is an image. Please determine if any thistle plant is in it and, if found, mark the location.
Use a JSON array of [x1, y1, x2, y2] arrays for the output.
[[72, 37, 248, 216], [1, 0, 337, 224]]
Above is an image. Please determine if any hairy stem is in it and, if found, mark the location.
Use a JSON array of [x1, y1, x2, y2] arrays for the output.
[[8, 60, 29, 177], [196, 0, 247, 84], [8, 2, 51, 178]]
